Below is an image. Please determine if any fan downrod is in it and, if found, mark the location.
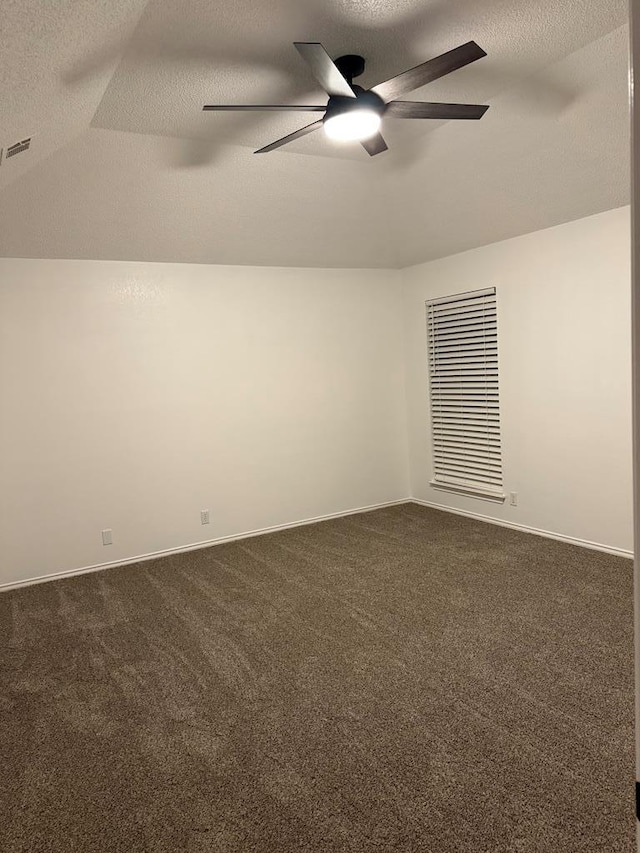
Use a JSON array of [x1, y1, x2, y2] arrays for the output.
[[334, 54, 365, 85]]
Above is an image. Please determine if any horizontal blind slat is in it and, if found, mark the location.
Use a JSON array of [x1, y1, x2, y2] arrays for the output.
[[434, 470, 504, 486], [431, 318, 497, 333], [435, 454, 502, 466], [429, 293, 496, 310], [431, 306, 497, 321], [433, 437, 502, 449], [435, 460, 503, 474]]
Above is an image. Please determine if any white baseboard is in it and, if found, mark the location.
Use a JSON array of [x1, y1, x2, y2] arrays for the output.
[[0, 498, 411, 593], [410, 498, 634, 559], [3, 495, 631, 593]]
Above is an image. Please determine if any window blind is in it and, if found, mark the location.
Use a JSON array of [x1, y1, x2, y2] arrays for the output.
[[426, 287, 504, 501]]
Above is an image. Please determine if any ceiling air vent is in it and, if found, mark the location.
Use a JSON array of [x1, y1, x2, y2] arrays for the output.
[[6, 137, 32, 159]]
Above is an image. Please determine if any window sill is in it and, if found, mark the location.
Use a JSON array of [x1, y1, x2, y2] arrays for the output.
[[429, 480, 506, 503]]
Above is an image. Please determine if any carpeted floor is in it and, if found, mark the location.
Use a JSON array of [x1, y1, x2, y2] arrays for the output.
[[0, 504, 634, 852]]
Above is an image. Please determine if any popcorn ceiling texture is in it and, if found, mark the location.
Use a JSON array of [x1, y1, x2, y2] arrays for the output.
[[0, 1, 149, 192], [0, 0, 629, 267], [0, 504, 634, 852]]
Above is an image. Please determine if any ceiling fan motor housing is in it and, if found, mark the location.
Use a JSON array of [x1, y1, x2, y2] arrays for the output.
[[324, 90, 386, 124]]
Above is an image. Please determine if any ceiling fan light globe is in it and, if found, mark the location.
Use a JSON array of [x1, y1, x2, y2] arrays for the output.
[[323, 108, 381, 142]]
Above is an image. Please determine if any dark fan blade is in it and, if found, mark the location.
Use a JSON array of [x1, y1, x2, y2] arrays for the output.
[[294, 42, 355, 98], [203, 105, 325, 112], [254, 120, 323, 154], [360, 133, 388, 157], [385, 101, 489, 120], [372, 41, 487, 102]]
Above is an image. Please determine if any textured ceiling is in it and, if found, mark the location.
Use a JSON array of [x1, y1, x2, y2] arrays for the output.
[[0, 1, 149, 190], [0, 0, 629, 268]]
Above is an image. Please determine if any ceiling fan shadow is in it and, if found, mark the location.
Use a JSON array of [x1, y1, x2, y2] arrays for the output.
[[170, 137, 217, 168], [61, 0, 448, 90], [378, 130, 436, 173], [471, 66, 578, 117], [63, 36, 282, 88], [158, 136, 238, 170]]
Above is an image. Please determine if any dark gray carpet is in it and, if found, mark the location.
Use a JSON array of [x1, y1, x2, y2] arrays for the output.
[[0, 504, 634, 852]]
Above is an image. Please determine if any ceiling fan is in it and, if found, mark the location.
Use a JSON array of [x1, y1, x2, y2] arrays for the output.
[[203, 41, 489, 156]]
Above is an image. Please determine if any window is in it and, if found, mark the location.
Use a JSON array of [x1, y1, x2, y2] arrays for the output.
[[426, 287, 504, 502]]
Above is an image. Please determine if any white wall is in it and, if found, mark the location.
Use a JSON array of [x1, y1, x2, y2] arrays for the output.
[[0, 259, 409, 587], [402, 206, 633, 554], [0, 207, 632, 587]]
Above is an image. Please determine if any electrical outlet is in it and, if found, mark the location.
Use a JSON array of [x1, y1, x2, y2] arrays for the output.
[[200, 509, 210, 525], [509, 492, 518, 507], [101, 529, 113, 545]]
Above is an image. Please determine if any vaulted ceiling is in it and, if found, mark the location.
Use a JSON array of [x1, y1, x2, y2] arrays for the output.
[[0, 0, 629, 268]]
